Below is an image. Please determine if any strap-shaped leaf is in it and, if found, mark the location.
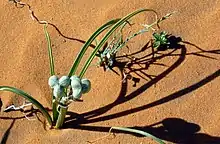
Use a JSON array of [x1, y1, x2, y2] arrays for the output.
[[68, 18, 120, 77], [44, 25, 58, 122], [0, 86, 52, 126], [110, 127, 165, 144], [79, 9, 156, 78], [44, 24, 55, 76]]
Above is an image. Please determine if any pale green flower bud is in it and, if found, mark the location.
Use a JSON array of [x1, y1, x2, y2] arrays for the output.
[[48, 75, 59, 88], [53, 85, 63, 98], [59, 76, 70, 87], [72, 89, 82, 100], [70, 76, 82, 99], [81, 78, 91, 94], [70, 75, 81, 82]]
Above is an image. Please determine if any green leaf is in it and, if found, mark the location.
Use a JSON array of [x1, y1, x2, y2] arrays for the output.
[[153, 41, 161, 48], [153, 33, 161, 40], [79, 9, 156, 78], [44, 24, 57, 123], [161, 31, 167, 37], [0, 86, 53, 126], [68, 18, 120, 77], [110, 126, 165, 144], [44, 24, 55, 76]]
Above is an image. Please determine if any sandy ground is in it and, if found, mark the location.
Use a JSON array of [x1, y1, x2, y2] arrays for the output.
[[0, 0, 220, 144]]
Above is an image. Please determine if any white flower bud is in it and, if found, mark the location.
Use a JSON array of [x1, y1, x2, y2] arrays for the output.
[[53, 85, 63, 98], [70, 75, 80, 82], [59, 76, 70, 87], [81, 78, 91, 94], [48, 75, 59, 88], [70, 76, 82, 99], [72, 89, 82, 100]]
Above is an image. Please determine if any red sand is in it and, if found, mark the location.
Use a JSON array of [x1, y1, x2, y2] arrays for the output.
[[0, 0, 220, 143]]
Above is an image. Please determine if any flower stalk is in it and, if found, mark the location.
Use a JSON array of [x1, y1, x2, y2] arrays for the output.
[[52, 99, 59, 122], [55, 105, 68, 128]]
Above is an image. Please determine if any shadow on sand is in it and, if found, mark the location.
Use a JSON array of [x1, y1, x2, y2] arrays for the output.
[[65, 118, 220, 144], [63, 36, 220, 143], [2, 4, 220, 142], [0, 119, 15, 144], [64, 36, 220, 124]]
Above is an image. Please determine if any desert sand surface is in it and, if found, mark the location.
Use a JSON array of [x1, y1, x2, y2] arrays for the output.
[[0, 0, 220, 144]]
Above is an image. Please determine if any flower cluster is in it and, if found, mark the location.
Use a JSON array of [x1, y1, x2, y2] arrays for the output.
[[48, 75, 91, 105]]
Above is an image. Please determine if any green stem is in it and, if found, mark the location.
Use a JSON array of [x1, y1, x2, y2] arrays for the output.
[[52, 99, 59, 123], [114, 12, 174, 53], [55, 105, 68, 128]]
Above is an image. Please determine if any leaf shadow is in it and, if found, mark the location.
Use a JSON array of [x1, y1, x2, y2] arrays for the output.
[[64, 118, 220, 144], [0, 119, 15, 144], [64, 36, 185, 123], [64, 35, 220, 132]]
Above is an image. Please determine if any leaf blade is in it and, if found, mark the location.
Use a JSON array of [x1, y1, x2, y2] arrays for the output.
[[44, 24, 55, 76], [0, 86, 53, 126], [111, 126, 165, 144], [79, 9, 157, 78], [68, 18, 120, 77]]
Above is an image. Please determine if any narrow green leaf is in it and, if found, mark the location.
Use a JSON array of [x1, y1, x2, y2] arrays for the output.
[[68, 18, 120, 77], [79, 9, 156, 78], [153, 33, 161, 40], [44, 24, 55, 76], [44, 24, 57, 124], [0, 86, 53, 126], [110, 126, 165, 144]]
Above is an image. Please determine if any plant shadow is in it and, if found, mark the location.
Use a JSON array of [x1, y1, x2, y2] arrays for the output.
[[63, 35, 220, 143], [0, 119, 15, 144], [65, 35, 186, 122], [143, 118, 220, 144], [64, 118, 220, 144], [64, 35, 220, 125]]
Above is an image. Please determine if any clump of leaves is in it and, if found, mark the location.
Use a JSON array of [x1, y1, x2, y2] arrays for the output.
[[152, 31, 170, 49]]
